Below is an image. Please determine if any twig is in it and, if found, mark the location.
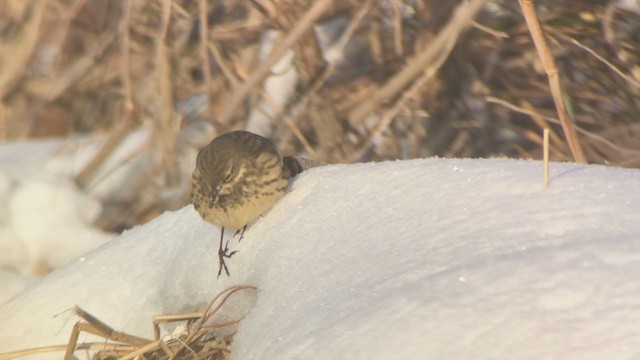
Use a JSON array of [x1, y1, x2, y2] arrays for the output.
[[0, 1, 47, 100], [551, 31, 640, 89], [64, 306, 152, 359], [217, 0, 334, 125], [543, 128, 549, 188], [347, 32, 452, 162], [287, 0, 373, 122], [162, 285, 256, 359], [209, 41, 240, 89], [519, 100, 563, 146], [199, 0, 215, 127], [349, 0, 487, 126], [155, 0, 180, 187], [117, 340, 163, 360], [257, 88, 320, 159], [518, 0, 587, 163], [1, 286, 255, 360], [120, 0, 134, 118], [0, 102, 5, 140], [0, 343, 137, 360], [275, 0, 371, 158], [391, 0, 404, 56], [472, 20, 509, 38], [486, 96, 640, 156]]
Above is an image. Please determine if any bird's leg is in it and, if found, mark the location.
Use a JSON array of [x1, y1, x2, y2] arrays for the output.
[[217, 227, 237, 278], [233, 225, 248, 242]]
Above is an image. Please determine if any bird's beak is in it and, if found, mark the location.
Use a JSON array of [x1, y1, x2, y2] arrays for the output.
[[209, 190, 218, 207]]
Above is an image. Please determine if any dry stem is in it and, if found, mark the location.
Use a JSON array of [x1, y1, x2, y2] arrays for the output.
[[349, 0, 487, 126], [518, 0, 587, 163], [218, 0, 335, 126]]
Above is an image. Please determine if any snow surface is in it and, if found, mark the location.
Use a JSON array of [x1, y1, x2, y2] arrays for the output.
[[0, 128, 189, 280], [1, 158, 640, 359], [0, 139, 115, 277]]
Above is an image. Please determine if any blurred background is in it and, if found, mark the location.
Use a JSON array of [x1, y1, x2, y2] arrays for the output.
[[0, 0, 639, 235]]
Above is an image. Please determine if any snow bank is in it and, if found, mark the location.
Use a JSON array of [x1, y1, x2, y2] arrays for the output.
[[1, 158, 639, 360], [0, 131, 151, 280]]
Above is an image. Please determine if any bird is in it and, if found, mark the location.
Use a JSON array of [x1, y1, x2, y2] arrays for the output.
[[191, 131, 290, 277]]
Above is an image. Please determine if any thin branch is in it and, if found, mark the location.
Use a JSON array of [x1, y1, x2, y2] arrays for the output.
[[217, 0, 335, 126], [155, 0, 180, 186], [0, 1, 47, 100], [199, 0, 215, 128], [347, 23, 455, 162], [519, 0, 587, 163], [391, 0, 404, 56], [120, 0, 134, 118], [486, 96, 640, 156], [349, 0, 487, 126], [551, 31, 640, 89]]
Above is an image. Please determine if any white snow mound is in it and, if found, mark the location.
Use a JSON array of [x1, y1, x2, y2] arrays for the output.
[[1, 158, 639, 360]]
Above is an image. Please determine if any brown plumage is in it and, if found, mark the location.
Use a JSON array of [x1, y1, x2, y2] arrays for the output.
[[192, 131, 289, 277]]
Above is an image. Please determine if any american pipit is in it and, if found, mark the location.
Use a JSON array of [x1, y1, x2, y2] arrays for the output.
[[192, 131, 290, 277]]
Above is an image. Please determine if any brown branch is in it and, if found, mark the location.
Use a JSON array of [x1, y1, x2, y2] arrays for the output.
[[391, 0, 404, 56], [252, 0, 326, 82], [0, 1, 47, 100], [217, 0, 334, 126], [551, 31, 640, 89], [518, 0, 587, 163], [120, 0, 134, 119], [486, 96, 640, 156], [155, 0, 180, 187], [349, 0, 487, 126], [347, 24, 455, 162], [199, 0, 216, 130]]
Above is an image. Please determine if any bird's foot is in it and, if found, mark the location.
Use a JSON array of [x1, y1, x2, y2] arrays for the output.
[[233, 225, 248, 242], [217, 239, 238, 278]]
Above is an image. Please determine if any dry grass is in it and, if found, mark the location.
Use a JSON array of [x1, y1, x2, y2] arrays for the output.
[[1, 0, 638, 231], [0, 285, 256, 360]]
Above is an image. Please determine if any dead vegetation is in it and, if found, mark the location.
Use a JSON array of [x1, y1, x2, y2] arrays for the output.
[[0, 0, 638, 229], [0, 285, 255, 360]]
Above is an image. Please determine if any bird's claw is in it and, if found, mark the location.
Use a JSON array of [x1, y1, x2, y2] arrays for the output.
[[217, 226, 246, 277], [233, 225, 248, 242], [217, 239, 238, 277]]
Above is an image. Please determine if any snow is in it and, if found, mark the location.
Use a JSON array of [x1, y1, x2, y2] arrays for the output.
[[0, 128, 169, 277], [0, 139, 114, 277], [10, 178, 109, 269], [0, 270, 36, 305], [1, 155, 640, 360]]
